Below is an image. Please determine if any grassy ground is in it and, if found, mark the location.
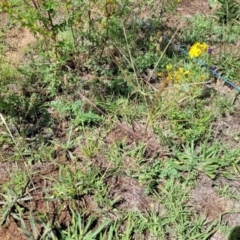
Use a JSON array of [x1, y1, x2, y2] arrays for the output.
[[0, 0, 240, 239]]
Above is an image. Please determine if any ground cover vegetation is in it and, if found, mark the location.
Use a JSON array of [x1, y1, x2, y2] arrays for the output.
[[0, 0, 240, 239]]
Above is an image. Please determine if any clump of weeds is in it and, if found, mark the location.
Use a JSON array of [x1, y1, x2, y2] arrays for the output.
[[0, 0, 240, 239]]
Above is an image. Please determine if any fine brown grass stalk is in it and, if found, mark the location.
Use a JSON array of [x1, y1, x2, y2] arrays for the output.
[[145, 27, 179, 134]]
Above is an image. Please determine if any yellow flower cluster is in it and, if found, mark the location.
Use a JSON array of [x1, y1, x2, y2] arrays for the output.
[[188, 42, 208, 58], [158, 65, 191, 83]]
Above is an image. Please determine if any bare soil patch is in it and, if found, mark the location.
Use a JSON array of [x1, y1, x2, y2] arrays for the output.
[[0, 220, 27, 240], [108, 175, 152, 211], [190, 173, 240, 240], [177, 0, 211, 17], [212, 108, 240, 149], [0, 13, 36, 65]]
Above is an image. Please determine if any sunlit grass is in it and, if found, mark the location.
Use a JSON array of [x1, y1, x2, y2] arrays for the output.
[[0, 0, 240, 239]]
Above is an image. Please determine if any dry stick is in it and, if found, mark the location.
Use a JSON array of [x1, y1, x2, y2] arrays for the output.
[[64, 3, 77, 50], [144, 28, 179, 134], [122, 25, 150, 105], [112, 32, 146, 91], [122, 25, 138, 83], [107, 46, 148, 98], [115, 44, 158, 91], [29, 0, 51, 32], [99, 19, 109, 62], [23, 0, 34, 8], [144, 78, 169, 134], [78, 92, 105, 116], [147, 27, 179, 83], [30, 0, 39, 10]]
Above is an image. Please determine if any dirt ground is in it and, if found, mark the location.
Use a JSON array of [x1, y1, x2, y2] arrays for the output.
[[1, 0, 240, 239], [0, 13, 36, 65]]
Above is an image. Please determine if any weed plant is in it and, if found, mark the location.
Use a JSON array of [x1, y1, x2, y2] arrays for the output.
[[0, 0, 240, 239]]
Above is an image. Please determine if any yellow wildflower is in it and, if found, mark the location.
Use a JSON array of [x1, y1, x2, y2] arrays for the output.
[[178, 67, 184, 75], [158, 72, 163, 77], [161, 66, 191, 83], [167, 74, 173, 82], [166, 64, 173, 71], [189, 42, 208, 58], [174, 71, 181, 82]]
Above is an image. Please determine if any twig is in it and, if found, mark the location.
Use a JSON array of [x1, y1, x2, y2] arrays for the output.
[[144, 28, 179, 134], [78, 92, 105, 115]]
